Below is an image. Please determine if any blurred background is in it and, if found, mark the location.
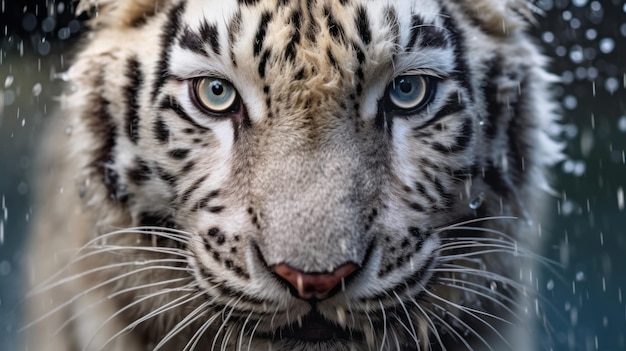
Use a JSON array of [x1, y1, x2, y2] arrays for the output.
[[1, 0, 624, 350]]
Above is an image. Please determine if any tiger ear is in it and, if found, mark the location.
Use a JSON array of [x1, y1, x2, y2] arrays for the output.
[[454, 0, 538, 37], [76, 0, 171, 28]]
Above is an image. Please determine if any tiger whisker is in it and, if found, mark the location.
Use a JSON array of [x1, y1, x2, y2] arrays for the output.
[[220, 322, 236, 351], [183, 308, 221, 351], [434, 263, 528, 291], [30, 240, 191, 294], [411, 299, 445, 351], [91, 288, 196, 348], [237, 310, 254, 351], [378, 299, 388, 351], [425, 290, 512, 350], [153, 300, 214, 351], [246, 314, 263, 351], [209, 297, 242, 351], [22, 263, 192, 331], [95, 291, 205, 351], [434, 216, 517, 233], [436, 278, 522, 322], [30, 257, 189, 296], [393, 291, 420, 348], [54, 276, 192, 335], [423, 307, 474, 351]]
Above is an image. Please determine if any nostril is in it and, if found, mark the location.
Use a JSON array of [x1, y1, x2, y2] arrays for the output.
[[272, 262, 358, 300]]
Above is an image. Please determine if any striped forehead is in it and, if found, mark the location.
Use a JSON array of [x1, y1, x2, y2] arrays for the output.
[[175, 0, 449, 62], [181, 0, 444, 26]]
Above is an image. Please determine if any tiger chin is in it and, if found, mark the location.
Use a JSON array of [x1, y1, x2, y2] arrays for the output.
[[24, 0, 562, 350]]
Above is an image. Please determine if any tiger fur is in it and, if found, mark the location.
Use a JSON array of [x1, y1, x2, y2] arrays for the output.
[[25, 0, 562, 350]]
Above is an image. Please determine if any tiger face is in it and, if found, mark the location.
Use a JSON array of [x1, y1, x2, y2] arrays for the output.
[[27, 0, 561, 350]]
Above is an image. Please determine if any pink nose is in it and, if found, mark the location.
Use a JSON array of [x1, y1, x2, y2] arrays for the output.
[[273, 262, 358, 300]]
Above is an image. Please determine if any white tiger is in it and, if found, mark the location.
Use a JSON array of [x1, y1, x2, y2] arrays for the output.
[[25, 0, 562, 350]]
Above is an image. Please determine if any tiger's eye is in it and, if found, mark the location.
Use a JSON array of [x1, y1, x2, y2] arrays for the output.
[[193, 77, 239, 114], [386, 75, 436, 114]]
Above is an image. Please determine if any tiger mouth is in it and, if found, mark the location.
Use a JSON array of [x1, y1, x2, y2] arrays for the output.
[[263, 310, 359, 342]]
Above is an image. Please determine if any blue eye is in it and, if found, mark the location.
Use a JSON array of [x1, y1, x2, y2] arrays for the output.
[[193, 77, 239, 114], [385, 75, 436, 113]]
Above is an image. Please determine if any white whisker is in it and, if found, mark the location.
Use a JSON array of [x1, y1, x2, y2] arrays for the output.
[[437, 278, 521, 321], [54, 276, 191, 335], [154, 301, 214, 351], [95, 291, 204, 351], [392, 291, 419, 348], [435, 216, 517, 233], [411, 299, 446, 351], [209, 297, 242, 351], [425, 290, 511, 350], [237, 311, 254, 351], [378, 300, 388, 351], [30, 258, 189, 296], [246, 315, 263, 351], [423, 306, 475, 351], [22, 263, 193, 332], [30, 243, 190, 297]]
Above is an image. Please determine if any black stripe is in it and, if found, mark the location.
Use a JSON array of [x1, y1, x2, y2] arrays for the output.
[[284, 10, 302, 61], [228, 10, 242, 65], [200, 21, 220, 56], [440, 3, 474, 102], [253, 11, 272, 56], [324, 6, 344, 42], [453, 117, 474, 151], [355, 6, 371, 45], [483, 56, 503, 139], [327, 48, 338, 69], [158, 96, 205, 129], [484, 163, 513, 197], [419, 94, 466, 131], [409, 202, 425, 212], [432, 117, 473, 154], [506, 76, 530, 185], [180, 175, 208, 205], [414, 181, 436, 204], [180, 27, 206, 54], [181, 160, 196, 174], [169, 148, 190, 160], [151, 1, 186, 102], [258, 49, 270, 78], [124, 57, 143, 144], [208, 206, 225, 213], [432, 179, 453, 211], [153, 117, 170, 143], [86, 72, 120, 202], [156, 166, 178, 188], [352, 41, 365, 64], [195, 190, 220, 211], [127, 157, 152, 185], [419, 26, 449, 49], [405, 14, 424, 51]]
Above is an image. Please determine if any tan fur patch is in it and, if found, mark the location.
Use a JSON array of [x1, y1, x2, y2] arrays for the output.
[[454, 0, 536, 37], [77, 0, 169, 27]]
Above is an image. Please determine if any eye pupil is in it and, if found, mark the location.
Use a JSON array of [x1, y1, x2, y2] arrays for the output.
[[211, 81, 224, 95], [399, 79, 413, 94]]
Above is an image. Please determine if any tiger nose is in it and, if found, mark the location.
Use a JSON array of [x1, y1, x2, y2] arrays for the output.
[[273, 262, 358, 300]]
